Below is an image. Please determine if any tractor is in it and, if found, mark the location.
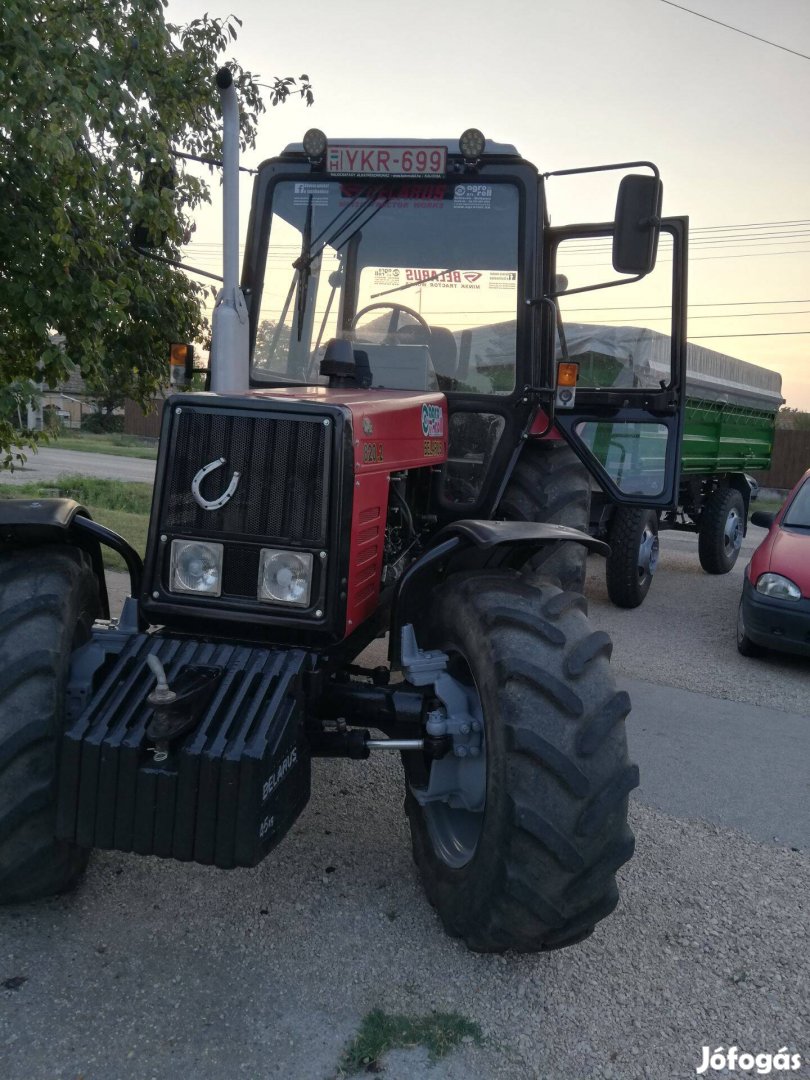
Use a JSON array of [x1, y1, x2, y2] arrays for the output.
[[0, 69, 687, 951]]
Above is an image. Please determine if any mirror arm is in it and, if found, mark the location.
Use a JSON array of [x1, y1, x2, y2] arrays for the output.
[[543, 160, 660, 182], [546, 273, 644, 299]]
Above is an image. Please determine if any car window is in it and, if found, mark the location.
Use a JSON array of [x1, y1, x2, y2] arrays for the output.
[[782, 478, 810, 528]]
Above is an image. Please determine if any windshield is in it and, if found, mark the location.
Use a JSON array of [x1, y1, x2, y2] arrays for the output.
[[251, 179, 520, 394], [783, 478, 810, 528]]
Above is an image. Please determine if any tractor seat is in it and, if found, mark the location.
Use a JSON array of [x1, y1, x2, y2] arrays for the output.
[[396, 324, 458, 390]]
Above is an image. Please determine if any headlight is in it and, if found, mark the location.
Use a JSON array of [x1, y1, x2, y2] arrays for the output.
[[258, 549, 313, 606], [170, 540, 223, 596], [756, 573, 801, 601]]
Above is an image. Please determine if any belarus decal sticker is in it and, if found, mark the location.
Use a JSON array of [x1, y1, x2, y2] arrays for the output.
[[421, 403, 444, 438]]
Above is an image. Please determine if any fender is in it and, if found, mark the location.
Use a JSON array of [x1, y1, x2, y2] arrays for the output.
[[0, 498, 145, 620], [389, 519, 608, 666]]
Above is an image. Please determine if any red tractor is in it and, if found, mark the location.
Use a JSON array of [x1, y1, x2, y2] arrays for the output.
[[0, 70, 687, 951]]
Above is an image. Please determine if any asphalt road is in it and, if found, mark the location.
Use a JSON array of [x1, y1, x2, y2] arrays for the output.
[[2, 447, 156, 485], [1, 501, 808, 1080]]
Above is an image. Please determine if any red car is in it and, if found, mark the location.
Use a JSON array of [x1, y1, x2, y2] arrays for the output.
[[737, 467, 810, 658]]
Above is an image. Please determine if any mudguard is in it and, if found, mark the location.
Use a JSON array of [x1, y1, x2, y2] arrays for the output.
[[390, 519, 607, 665], [0, 497, 145, 618]]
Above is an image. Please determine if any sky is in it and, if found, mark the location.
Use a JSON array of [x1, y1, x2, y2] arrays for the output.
[[167, 0, 810, 409]]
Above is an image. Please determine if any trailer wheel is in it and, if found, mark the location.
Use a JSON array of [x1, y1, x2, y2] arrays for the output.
[[699, 488, 745, 574], [0, 546, 100, 904], [605, 508, 659, 609], [403, 572, 637, 952], [499, 442, 591, 593]]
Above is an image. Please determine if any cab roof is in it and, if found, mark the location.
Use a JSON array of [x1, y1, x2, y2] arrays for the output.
[[281, 137, 521, 157]]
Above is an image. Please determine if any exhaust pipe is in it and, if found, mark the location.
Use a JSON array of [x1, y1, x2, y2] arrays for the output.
[[209, 67, 249, 394]]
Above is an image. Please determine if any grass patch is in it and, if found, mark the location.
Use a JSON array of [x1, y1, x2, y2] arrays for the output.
[[338, 1008, 482, 1077], [0, 476, 152, 572], [54, 430, 158, 460]]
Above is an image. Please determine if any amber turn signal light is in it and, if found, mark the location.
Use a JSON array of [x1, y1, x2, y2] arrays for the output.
[[556, 362, 579, 388], [169, 343, 194, 387]]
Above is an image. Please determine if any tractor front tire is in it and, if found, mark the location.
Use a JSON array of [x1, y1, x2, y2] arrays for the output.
[[499, 441, 591, 594], [0, 546, 100, 904], [698, 487, 745, 575], [404, 572, 637, 952], [605, 507, 659, 609]]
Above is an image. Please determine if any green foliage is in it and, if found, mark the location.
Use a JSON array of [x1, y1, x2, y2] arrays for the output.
[[0, 1, 313, 466], [0, 381, 44, 468], [777, 408, 810, 431], [338, 1008, 482, 1076], [81, 412, 123, 434]]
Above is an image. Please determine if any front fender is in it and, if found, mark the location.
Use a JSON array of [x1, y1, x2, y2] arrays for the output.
[[0, 497, 144, 619], [389, 519, 606, 666]]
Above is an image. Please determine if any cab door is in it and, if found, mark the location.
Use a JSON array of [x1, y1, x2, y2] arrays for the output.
[[545, 217, 687, 508]]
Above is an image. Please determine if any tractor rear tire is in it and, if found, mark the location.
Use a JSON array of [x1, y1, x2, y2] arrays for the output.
[[499, 441, 591, 594], [605, 507, 659, 609], [404, 572, 637, 952], [698, 487, 745, 575], [0, 546, 100, 904]]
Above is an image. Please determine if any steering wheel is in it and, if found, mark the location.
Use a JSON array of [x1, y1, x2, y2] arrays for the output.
[[351, 302, 431, 340]]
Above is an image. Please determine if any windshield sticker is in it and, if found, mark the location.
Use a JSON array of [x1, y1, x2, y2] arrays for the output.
[[339, 182, 446, 209], [421, 403, 444, 438], [489, 271, 518, 290], [454, 184, 492, 210], [373, 268, 402, 287], [403, 268, 482, 290], [293, 182, 331, 206]]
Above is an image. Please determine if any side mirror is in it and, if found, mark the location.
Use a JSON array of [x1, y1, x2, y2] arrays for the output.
[[750, 510, 776, 530], [613, 174, 663, 276]]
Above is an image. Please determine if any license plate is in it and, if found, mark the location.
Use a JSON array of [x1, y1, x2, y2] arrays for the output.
[[327, 144, 447, 178]]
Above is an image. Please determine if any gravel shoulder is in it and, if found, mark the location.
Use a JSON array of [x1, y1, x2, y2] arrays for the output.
[[1, 762, 807, 1080], [584, 528, 808, 715], [2, 542, 805, 1080]]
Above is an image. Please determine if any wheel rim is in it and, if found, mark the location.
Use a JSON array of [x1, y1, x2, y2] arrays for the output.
[[638, 526, 659, 581], [724, 508, 743, 557], [419, 658, 486, 870]]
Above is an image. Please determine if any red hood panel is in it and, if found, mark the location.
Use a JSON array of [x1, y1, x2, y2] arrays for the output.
[[768, 529, 810, 597]]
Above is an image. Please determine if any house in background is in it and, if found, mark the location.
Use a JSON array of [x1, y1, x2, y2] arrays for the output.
[[38, 363, 92, 429]]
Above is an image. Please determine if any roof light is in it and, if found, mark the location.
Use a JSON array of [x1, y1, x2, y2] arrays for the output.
[[303, 128, 328, 160], [459, 128, 486, 161]]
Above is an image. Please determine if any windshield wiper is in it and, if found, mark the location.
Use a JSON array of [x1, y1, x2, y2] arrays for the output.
[[371, 268, 456, 301], [290, 188, 394, 340], [293, 196, 313, 341]]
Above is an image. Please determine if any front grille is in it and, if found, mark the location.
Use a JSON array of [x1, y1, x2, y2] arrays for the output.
[[162, 407, 330, 545]]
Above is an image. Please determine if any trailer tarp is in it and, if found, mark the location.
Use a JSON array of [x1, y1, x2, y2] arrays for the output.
[[561, 324, 783, 413]]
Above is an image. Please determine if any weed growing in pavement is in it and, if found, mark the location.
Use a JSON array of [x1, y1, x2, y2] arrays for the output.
[[337, 1007, 482, 1076]]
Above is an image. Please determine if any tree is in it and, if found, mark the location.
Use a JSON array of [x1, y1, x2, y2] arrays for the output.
[[0, 1, 313, 467], [777, 407, 810, 431]]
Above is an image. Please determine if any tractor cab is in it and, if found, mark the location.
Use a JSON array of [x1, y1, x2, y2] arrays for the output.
[[240, 130, 687, 518]]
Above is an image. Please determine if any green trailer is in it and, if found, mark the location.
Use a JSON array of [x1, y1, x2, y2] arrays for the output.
[[576, 326, 783, 607]]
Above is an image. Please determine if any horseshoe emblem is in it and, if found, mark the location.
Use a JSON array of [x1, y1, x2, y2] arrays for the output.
[[191, 457, 241, 510]]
